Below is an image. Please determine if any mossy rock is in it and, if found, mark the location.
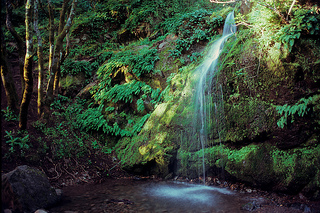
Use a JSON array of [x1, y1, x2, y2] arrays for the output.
[[60, 73, 86, 97]]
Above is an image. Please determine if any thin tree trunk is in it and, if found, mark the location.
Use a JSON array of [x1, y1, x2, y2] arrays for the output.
[[45, 0, 55, 111], [5, 0, 26, 96], [0, 28, 18, 113], [34, 0, 44, 117], [53, 0, 76, 94], [19, 0, 34, 130], [46, 0, 77, 96], [48, 0, 54, 78]]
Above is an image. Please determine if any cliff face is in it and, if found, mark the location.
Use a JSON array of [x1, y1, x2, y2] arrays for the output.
[[114, 4, 320, 199]]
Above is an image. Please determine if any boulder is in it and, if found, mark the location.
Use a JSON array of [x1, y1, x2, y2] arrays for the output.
[[1, 165, 61, 213]]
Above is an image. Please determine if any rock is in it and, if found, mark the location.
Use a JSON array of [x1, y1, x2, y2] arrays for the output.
[[55, 188, 63, 197], [241, 200, 261, 211], [159, 42, 168, 49], [34, 210, 48, 213], [2, 165, 61, 213], [76, 80, 98, 99], [60, 73, 86, 97]]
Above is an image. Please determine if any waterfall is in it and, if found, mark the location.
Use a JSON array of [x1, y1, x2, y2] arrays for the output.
[[193, 11, 236, 184]]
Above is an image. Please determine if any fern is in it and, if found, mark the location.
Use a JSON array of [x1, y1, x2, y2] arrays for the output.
[[137, 98, 145, 112], [274, 6, 320, 53], [276, 95, 318, 128], [131, 114, 151, 135], [76, 106, 151, 137], [97, 80, 145, 103]]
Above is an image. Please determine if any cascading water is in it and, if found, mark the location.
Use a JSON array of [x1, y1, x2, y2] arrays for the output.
[[193, 11, 237, 184]]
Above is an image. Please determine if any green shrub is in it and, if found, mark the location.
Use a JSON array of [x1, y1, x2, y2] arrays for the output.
[[1, 107, 18, 121], [5, 130, 30, 157]]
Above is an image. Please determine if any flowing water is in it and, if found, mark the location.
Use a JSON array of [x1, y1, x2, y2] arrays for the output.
[[193, 11, 236, 183]]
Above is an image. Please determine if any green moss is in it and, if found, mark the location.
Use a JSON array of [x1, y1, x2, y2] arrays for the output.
[[272, 145, 320, 187], [224, 96, 274, 142], [177, 143, 320, 191], [60, 73, 85, 88]]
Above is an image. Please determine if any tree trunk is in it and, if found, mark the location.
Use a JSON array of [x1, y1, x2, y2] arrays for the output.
[[53, 0, 77, 94], [19, 0, 34, 130], [46, 0, 77, 97], [0, 28, 18, 113], [34, 0, 44, 117], [5, 0, 26, 96], [48, 0, 54, 76]]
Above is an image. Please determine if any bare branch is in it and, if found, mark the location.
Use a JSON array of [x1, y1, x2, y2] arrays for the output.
[[210, 0, 237, 3], [286, 0, 297, 21], [236, 22, 252, 27]]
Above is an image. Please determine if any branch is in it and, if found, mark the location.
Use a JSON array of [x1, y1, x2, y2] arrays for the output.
[[236, 22, 252, 27], [210, 0, 237, 3], [56, 0, 77, 45], [286, 0, 297, 21]]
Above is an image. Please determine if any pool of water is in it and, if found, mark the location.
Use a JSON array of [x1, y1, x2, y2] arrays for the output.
[[141, 181, 244, 212], [49, 179, 251, 213]]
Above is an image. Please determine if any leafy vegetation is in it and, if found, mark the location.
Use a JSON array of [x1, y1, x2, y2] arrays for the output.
[[274, 5, 320, 52], [4, 130, 30, 157], [1, 107, 18, 122], [276, 95, 320, 128], [168, 8, 227, 59]]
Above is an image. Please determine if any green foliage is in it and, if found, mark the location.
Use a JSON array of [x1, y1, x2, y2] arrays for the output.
[[137, 98, 145, 112], [5, 130, 30, 157], [61, 59, 99, 77], [50, 94, 71, 110], [72, 3, 127, 38], [32, 96, 109, 160], [272, 144, 320, 185], [276, 95, 318, 128], [1, 107, 18, 121], [131, 49, 159, 77], [100, 80, 145, 103], [76, 103, 151, 137], [167, 9, 224, 58], [274, 6, 320, 52], [188, 52, 203, 62], [96, 47, 158, 83], [94, 47, 160, 107]]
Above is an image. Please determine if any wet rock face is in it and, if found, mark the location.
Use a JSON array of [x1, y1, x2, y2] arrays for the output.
[[2, 165, 61, 213]]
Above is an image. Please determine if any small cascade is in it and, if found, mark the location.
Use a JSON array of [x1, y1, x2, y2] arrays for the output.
[[193, 11, 237, 184]]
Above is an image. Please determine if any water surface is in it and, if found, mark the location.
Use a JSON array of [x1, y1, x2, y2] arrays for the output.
[[50, 179, 250, 213]]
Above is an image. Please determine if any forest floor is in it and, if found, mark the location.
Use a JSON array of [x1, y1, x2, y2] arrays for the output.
[[1, 53, 320, 213]]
